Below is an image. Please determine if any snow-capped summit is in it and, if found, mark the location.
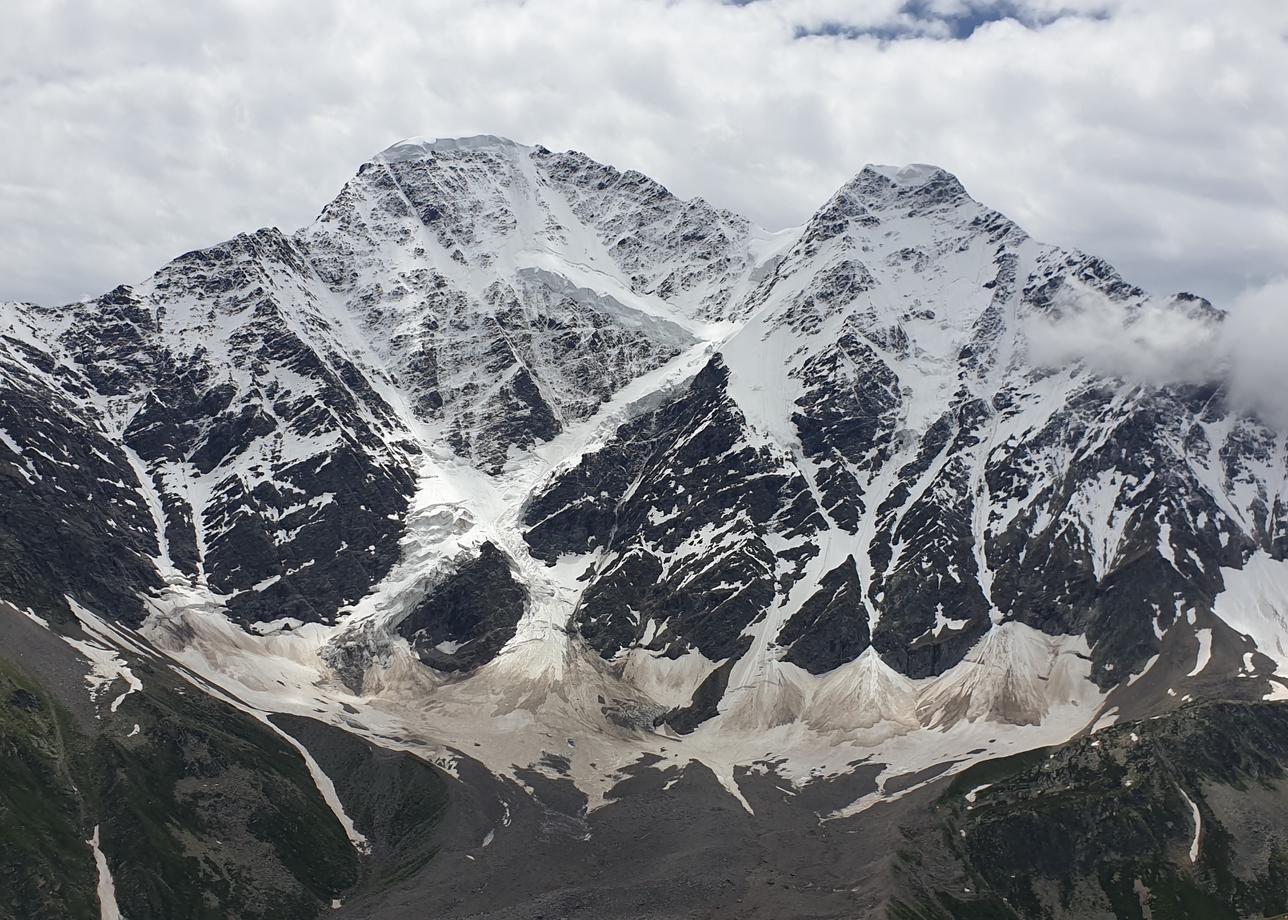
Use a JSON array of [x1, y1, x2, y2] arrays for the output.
[[379, 133, 525, 161], [864, 162, 954, 186]]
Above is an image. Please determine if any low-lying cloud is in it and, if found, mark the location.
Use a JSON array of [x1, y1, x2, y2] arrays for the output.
[[1223, 280, 1288, 425], [1026, 279, 1288, 425]]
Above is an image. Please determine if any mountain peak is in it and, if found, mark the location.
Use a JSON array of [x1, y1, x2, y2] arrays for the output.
[[850, 162, 970, 205], [377, 133, 525, 163], [862, 162, 955, 187]]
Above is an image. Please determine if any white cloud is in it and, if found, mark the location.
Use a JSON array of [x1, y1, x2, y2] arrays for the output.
[[2, 0, 1286, 308], [1025, 287, 1223, 386], [1026, 278, 1288, 426], [1223, 279, 1288, 426]]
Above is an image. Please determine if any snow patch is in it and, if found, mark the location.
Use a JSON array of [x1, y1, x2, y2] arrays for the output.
[[1179, 786, 1202, 863], [1187, 628, 1212, 677], [120, 445, 177, 578], [88, 826, 123, 920], [63, 599, 143, 715], [1213, 553, 1288, 679], [276, 725, 371, 853]]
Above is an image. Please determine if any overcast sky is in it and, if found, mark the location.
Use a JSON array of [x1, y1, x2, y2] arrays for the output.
[[4, 0, 1286, 307]]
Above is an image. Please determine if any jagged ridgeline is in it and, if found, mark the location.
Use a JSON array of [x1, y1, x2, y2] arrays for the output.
[[3, 135, 1287, 919]]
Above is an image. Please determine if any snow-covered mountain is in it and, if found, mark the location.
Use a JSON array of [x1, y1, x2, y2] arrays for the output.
[[5, 135, 1288, 919]]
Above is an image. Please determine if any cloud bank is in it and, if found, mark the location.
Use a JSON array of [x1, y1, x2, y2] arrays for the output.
[[2, 0, 1286, 310], [1223, 280, 1288, 425], [1026, 279, 1288, 425]]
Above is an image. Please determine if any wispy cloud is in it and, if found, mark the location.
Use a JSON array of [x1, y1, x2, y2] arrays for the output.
[[1223, 279, 1288, 425], [792, 1, 1111, 42], [1026, 278, 1288, 424]]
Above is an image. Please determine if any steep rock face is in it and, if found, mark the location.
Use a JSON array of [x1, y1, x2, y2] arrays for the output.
[[48, 230, 418, 626], [0, 312, 161, 625], [396, 541, 527, 672], [530, 146, 757, 321], [982, 378, 1256, 686], [789, 329, 902, 533], [721, 165, 1285, 698], [2, 138, 758, 629], [734, 166, 1035, 681], [777, 556, 871, 674], [295, 136, 736, 473], [524, 357, 823, 665]]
